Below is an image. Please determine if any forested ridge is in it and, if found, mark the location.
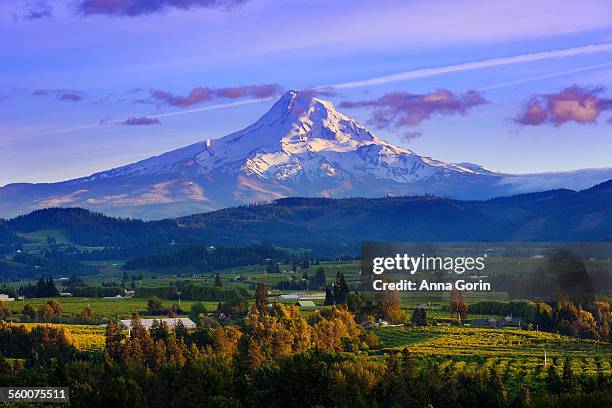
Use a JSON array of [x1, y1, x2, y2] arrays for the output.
[[2, 180, 612, 251]]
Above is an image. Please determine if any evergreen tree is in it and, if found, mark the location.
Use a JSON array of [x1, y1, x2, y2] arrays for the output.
[[214, 273, 222, 287], [312, 267, 326, 290], [546, 364, 562, 394], [255, 282, 268, 313], [333, 271, 349, 304], [401, 348, 416, 379], [562, 358, 576, 392], [323, 286, 335, 306], [411, 307, 428, 326], [266, 260, 280, 274]]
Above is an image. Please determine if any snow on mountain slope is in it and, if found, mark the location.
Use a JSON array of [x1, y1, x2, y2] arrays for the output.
[[1, 90, 612, 219]]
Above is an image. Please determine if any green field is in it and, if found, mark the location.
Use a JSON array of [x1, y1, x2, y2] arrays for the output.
[[8, 297, 219, 320]]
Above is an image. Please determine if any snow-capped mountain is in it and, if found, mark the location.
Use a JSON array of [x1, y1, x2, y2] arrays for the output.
[[2, 90, 612, 219]]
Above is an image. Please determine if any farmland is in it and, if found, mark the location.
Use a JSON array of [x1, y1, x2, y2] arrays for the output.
[[14, 322, 105, 352], [372, 326, 612, 358], [8, 297, 219, 320]]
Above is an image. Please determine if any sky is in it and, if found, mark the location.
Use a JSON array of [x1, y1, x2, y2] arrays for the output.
[[1, 0, 612, 186]]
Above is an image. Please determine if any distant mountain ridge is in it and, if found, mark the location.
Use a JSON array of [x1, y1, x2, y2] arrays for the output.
[[3, 180, 612, 254], [2, 90, 612, 219]]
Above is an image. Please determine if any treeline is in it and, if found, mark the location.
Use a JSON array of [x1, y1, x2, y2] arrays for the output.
[[19, 278, 60, 298], [134, 284, 250, 301], [6, 207, 169, 247], [469, 300, 611, 341], [0, 321, 75, 362], [123, 244, 288, 272], [71, 286, 122, 298], [0, 304, 610, 407], [277, 265, 328, 291], [0, 220, 22, 255], [0, 250, 97, 282], [1, 299, 100, 325]]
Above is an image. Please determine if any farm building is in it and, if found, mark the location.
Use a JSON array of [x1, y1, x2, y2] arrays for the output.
[[119, 317, 197, 335], [0, 294, 14, 302], [295, 300, 316, 307], [279, 292, 325, 300], [470, 316, 522, 328]]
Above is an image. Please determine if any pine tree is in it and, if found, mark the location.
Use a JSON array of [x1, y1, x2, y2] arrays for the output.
[[323, 286, 335, 306], [562, 358, 575, 392], [313, 267, 326, 290], [215, 273, 222, 287], [546, 364, 561, 394], [255, 282, 268, 313], [267, 260, 280, 274], [104, 320, 125, 363], [333, 271, 349, 304], [401, 348, 416, 379], [411, 308, 428, 326]]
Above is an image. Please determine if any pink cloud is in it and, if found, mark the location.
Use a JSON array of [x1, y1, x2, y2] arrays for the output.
[[24, 1, 53, 19], [59, 93, 83, 102], [151, 87, 214, 107], [32, 89, 84, 102], [339, 89, 487, 131], [514, 85, 612, 126], [400, 131, 422, 143], [77, 0, 249, 17], [150, 83, 282, 107], [124, 116, 161, 126]]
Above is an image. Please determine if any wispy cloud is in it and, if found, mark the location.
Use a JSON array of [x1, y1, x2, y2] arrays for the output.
[[477, 62, 612, 92], [514, 85, 612, 126], [340, 90, 487, 136], [324, 43, 612, 90], [32, 89, 85, 102], [150, 84, 282, 107], [124, 116, 161, 126], [15, 1, 53, 20], [76, 0, 249, 17], [59, 92, 83, 102], [13, 97, 275, 142]]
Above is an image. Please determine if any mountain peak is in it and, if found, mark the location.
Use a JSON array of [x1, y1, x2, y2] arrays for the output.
[[258, 89, 345, 130], [276, 89, 332, 109], [209, 89, 394, 160]]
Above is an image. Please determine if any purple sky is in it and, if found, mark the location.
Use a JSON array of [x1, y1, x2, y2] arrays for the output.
[[1, 0, 612, 186]]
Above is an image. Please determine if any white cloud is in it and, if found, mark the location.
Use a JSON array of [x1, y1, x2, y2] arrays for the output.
[[324, 44, 612, 90]]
